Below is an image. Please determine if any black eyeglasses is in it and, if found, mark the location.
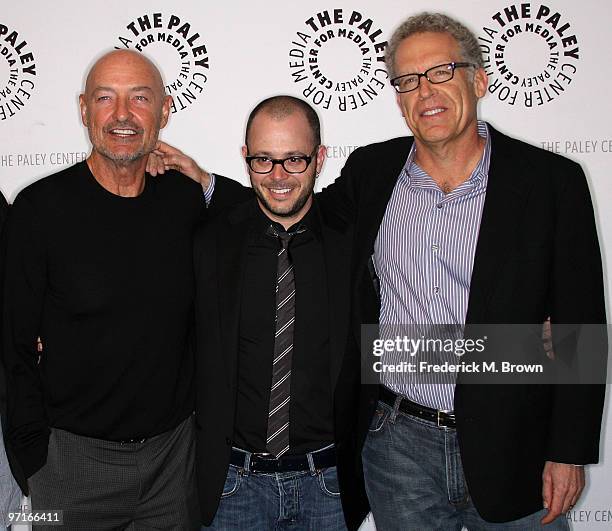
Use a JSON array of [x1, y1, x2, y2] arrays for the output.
[[390, 62, 476, 93], [245, 148, 318, 174]]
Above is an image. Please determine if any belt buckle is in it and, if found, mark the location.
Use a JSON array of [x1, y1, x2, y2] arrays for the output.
[[251, 452, 280, 473], [437, 410, 455, 428], [253, 452, 277, 461], [437, 410, 452, 428]]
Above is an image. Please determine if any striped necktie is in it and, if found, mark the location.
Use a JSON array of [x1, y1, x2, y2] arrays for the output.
[[266, 224, 304, 457]]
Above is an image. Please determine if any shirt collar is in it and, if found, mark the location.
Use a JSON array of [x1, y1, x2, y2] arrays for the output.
[[404, 120, 491, 187], [253, 198, 321, 241]]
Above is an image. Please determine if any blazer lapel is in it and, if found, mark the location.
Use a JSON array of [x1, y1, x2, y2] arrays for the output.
[[353, 138, 414, 333], [466, 126, 535, 323], [217, 201, 253, 390], [358, 142, 413, 262], [319, 206, 352, 392]]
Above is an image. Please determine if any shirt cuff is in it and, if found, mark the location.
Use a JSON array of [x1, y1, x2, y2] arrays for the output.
[[203, 172, 216, 205]]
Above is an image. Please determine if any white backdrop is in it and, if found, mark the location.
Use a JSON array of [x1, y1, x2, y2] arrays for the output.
[[1, 1, 610, 529]]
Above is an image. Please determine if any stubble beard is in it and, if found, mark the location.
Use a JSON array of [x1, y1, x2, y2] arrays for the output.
[[96, 144, 148, 166], [254, 176, 315, 220]]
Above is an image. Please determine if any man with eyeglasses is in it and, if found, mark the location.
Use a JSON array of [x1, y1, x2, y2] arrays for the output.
[[315, 11, 606, 530], [148, 11, 605, 530], [191, 95, 368, 530]]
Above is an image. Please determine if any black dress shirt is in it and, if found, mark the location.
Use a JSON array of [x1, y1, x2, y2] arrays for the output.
[[234, 202, 334, 455]]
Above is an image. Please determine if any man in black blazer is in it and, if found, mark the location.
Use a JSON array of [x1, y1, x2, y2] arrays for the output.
[[193, 96, 368, 530], [0, 191, 22, 528], [150, 13, 605, 528], [315, 11, 606, 531]]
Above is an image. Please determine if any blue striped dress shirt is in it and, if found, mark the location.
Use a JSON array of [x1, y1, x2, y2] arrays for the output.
[[374, 121, 491, 411]]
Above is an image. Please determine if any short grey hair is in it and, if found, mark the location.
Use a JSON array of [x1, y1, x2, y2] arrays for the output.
[[385, 12, 484, 79]]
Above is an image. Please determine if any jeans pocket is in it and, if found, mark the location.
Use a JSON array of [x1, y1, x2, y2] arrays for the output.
[[221, 465, 242, 498], [368, 404, 390, 434], [317, 467, 341, 497]]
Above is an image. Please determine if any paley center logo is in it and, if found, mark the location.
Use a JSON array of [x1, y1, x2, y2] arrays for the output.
[[479, 4, 579, 107], [115, 13, 210, 114], [0, 22, 37, 121], [288, 9, 388, 112]]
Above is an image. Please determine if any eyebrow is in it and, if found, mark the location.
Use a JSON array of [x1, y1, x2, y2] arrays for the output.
[[92, 86, 154, 93]]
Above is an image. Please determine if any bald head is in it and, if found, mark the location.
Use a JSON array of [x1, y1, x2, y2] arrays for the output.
[[245, 96, 320, 147], [84, 49, 165, 98]]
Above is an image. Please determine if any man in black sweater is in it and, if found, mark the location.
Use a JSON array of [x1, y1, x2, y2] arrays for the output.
[[2, 49, 220, 530]]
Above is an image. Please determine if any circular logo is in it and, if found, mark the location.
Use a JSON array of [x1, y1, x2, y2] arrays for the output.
[[288, 9, 389, 112], [115, 13, 210, 114], [479, 4, 580, 107], [0, 22, 37, 121]]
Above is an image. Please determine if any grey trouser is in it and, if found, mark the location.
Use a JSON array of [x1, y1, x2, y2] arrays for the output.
[[29, 415, 199, 530]]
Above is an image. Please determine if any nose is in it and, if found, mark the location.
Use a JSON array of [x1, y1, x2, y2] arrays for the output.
[[417, 76, 435, 99], [113, 96, 133, 122], [269, 161, 288, 181]]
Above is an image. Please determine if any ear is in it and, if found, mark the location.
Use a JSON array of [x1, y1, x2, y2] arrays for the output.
[[394, 91, 407, 117], [315, 144, 326, 176], [79, 93, 88, 127], [241, 145, 251, 178], [159, 95, 173, 129], [473, 67, 488, 99]]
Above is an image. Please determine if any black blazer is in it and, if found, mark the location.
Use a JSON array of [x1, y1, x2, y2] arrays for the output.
[[317, 124, 607, 523], [0, 192, 21, 494], [193, 197, 369, 529], [0, 190, 10, 423]]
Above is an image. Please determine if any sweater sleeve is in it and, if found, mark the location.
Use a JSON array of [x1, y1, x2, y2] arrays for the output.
[[2, 193, 50, 478]]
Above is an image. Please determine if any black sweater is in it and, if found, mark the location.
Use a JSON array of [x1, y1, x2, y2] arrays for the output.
[[2, 161, 204, 478]]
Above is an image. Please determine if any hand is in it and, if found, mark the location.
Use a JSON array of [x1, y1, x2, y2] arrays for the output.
[[146, 141, 211, 189], [541, 461, 585, 524]]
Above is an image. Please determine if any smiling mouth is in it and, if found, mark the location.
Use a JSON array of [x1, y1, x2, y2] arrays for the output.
[[109, 128, 138, 137], [267, 187, 294, 197], [104, 121, 143, 138], [421, 108, 446, 117]]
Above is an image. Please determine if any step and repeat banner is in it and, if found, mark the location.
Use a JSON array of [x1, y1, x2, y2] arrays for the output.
[[1, 1, 610, 529]]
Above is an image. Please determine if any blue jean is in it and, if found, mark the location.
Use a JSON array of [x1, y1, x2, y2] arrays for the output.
[[362, 400, 570, 531], [204, 447, 347, 530]]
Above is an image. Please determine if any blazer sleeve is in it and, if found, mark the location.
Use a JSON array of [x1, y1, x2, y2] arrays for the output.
[[0, 191, 8, 229], [0, 191, 9, 416], [2, 193, 50, 480], [546, 160, 607, 464], [316, 146, 368, 225], [207, 174, 253, 216]]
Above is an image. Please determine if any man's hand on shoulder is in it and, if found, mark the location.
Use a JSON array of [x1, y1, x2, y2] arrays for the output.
[[146, 141, 211, 189], [541, 461, 585, 524]]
